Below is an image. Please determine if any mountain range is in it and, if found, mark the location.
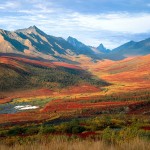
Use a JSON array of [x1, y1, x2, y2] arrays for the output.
[[0, 26, 150, 62], [111, 39, 150, 57]]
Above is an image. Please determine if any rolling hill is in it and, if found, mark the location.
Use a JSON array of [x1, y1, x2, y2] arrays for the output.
[[0, 56, 109, 92], [80, 54, 150, 94]]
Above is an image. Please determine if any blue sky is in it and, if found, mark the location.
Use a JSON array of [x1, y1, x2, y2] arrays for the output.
[[0, 0, 150, 49]]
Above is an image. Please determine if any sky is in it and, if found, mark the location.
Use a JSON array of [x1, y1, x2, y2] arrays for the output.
[[0, 0, 150, 49]]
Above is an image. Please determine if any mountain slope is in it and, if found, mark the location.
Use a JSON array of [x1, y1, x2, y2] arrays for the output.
[[0, 26, 150, 62], [78, 54, 150, 104], [110, 38, 150, 58], [67, 36, 110, 55], [97, 44, 110, 53], [0, 26, 106, 62], [0, 26, 79, 62], [67, 36, 97, 57], [0, 56, 109, 91]]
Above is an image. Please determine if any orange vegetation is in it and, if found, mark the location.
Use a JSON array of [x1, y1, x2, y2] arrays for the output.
[[79, 54, 150, 93], [0, 89, 53, 104], [0, 56, 81, 70], [0, 112, 52, 125], [53, 62, 81, 70], [0, 55, 149, 125], [41, 96, 145, 113], [61, 84, 100, 94]]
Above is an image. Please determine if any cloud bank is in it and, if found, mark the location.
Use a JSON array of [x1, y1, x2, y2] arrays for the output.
[[0, 0, 150, 49]]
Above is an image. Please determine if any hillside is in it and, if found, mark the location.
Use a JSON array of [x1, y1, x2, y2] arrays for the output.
[[0, 26, 102, 62], [0, 26, 78, 62], [108, 38, 150, 60], [97, 44, 110, 53], [0, 56, 109, 92], [67, 37, 110, 56], [0, 54, 149, 115], [67, 36, 98, 57], [80, 54, 150, 94]]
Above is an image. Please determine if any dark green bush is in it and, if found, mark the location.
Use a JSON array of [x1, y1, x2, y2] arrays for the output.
[[71, 126, 85, 134], [7, 126, 26, 136], [25, 127, 40, 135], [41, 126, 55, 134]]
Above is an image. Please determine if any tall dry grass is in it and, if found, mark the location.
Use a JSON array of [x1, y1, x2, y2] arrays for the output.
[[0, 137, 149, 150]]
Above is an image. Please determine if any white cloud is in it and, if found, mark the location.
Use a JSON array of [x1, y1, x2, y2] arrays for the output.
[[70, 12, 150, 34], [0, 0, 150, 48], [1, 1, 150, 35], [0, 1, 20, 10]]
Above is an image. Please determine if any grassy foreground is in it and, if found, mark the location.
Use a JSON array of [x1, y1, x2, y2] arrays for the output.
[[0, 135, 149, 150], [0, 115, 150, 150]]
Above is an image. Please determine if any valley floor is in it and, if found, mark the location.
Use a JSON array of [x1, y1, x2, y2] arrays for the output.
[[0, 55, 150, 149]]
